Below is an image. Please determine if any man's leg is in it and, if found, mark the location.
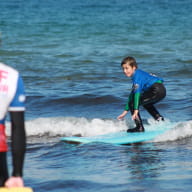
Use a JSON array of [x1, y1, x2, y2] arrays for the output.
[[0, 152, 9, 186], [127, 98, 144, 132], [143, 103, 164, 121], [141, 83, 166, 121]]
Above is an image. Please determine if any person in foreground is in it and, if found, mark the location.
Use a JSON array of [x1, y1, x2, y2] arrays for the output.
[[0, 62, 26, 188], [117, 56, 166, 132]]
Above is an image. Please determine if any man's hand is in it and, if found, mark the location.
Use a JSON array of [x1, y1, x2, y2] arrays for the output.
[[117, 111, 128, 120], [132, 110, 139, 120]]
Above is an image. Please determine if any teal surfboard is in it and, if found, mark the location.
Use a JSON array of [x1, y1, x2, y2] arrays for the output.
[[60, 126, 171, 145]]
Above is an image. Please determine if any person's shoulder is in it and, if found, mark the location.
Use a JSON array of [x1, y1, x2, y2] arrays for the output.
[[137, 69, 150, 75], [136, 69, 142, 72], [135, 69, 146, 75], [0, 62, 19, 75], [133, 69, 142, 81]]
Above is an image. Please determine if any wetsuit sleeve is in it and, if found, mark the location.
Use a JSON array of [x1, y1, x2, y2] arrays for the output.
[[10, 111, 26, 177], [124, 93, 132, 111], [134, 92, 140, 110], [132, 73, 143, 110], [124, 92, 141, 111]]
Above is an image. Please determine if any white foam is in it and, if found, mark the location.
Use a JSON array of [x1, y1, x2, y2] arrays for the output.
[[5, 117, 192, 143], [153, 120, 192, 142], [6, 117, 129, 137]]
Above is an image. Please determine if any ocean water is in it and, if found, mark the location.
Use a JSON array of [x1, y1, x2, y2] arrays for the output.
[[1, 0, 192, 191]]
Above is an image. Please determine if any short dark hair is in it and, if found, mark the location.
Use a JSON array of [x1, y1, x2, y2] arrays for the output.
[[121, 56, 138, 68]]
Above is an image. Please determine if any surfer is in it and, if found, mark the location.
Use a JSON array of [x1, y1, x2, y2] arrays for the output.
[[0, 63, 26, 188], [117, 56, 166, 132]]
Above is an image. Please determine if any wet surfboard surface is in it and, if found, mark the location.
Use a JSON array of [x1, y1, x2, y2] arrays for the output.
[[60, 127, 171, 145]]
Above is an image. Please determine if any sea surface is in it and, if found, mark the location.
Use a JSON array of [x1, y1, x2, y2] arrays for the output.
[[1, 0, 192, 191]]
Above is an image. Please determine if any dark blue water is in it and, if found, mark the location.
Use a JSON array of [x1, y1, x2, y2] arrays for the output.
[[1, 0, 192, 191]]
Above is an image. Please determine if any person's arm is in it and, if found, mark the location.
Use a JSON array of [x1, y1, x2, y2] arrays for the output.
[[117, 93, 133, 120], [117, 110, 128, 120], [5, 111, 26, 188], [131, 92, 140, 120], [124, 93, 133, 111]]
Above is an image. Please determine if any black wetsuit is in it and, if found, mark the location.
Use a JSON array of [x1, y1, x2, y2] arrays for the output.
[[128, 83, 166, 132], [125, 69, 166, 132]]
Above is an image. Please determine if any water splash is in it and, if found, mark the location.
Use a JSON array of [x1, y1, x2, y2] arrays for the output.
[[6, 117, 128, 138], [153, 120, 192, 142], [5, 117, 192, 144]]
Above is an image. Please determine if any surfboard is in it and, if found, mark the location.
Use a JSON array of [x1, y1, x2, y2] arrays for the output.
[[0, 187, 33, 192], [60, 127, 171, 145]]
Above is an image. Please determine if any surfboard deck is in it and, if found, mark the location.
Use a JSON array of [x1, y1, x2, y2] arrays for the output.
[[0, 187, 33, 192], [60, 127, 170, 145]]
